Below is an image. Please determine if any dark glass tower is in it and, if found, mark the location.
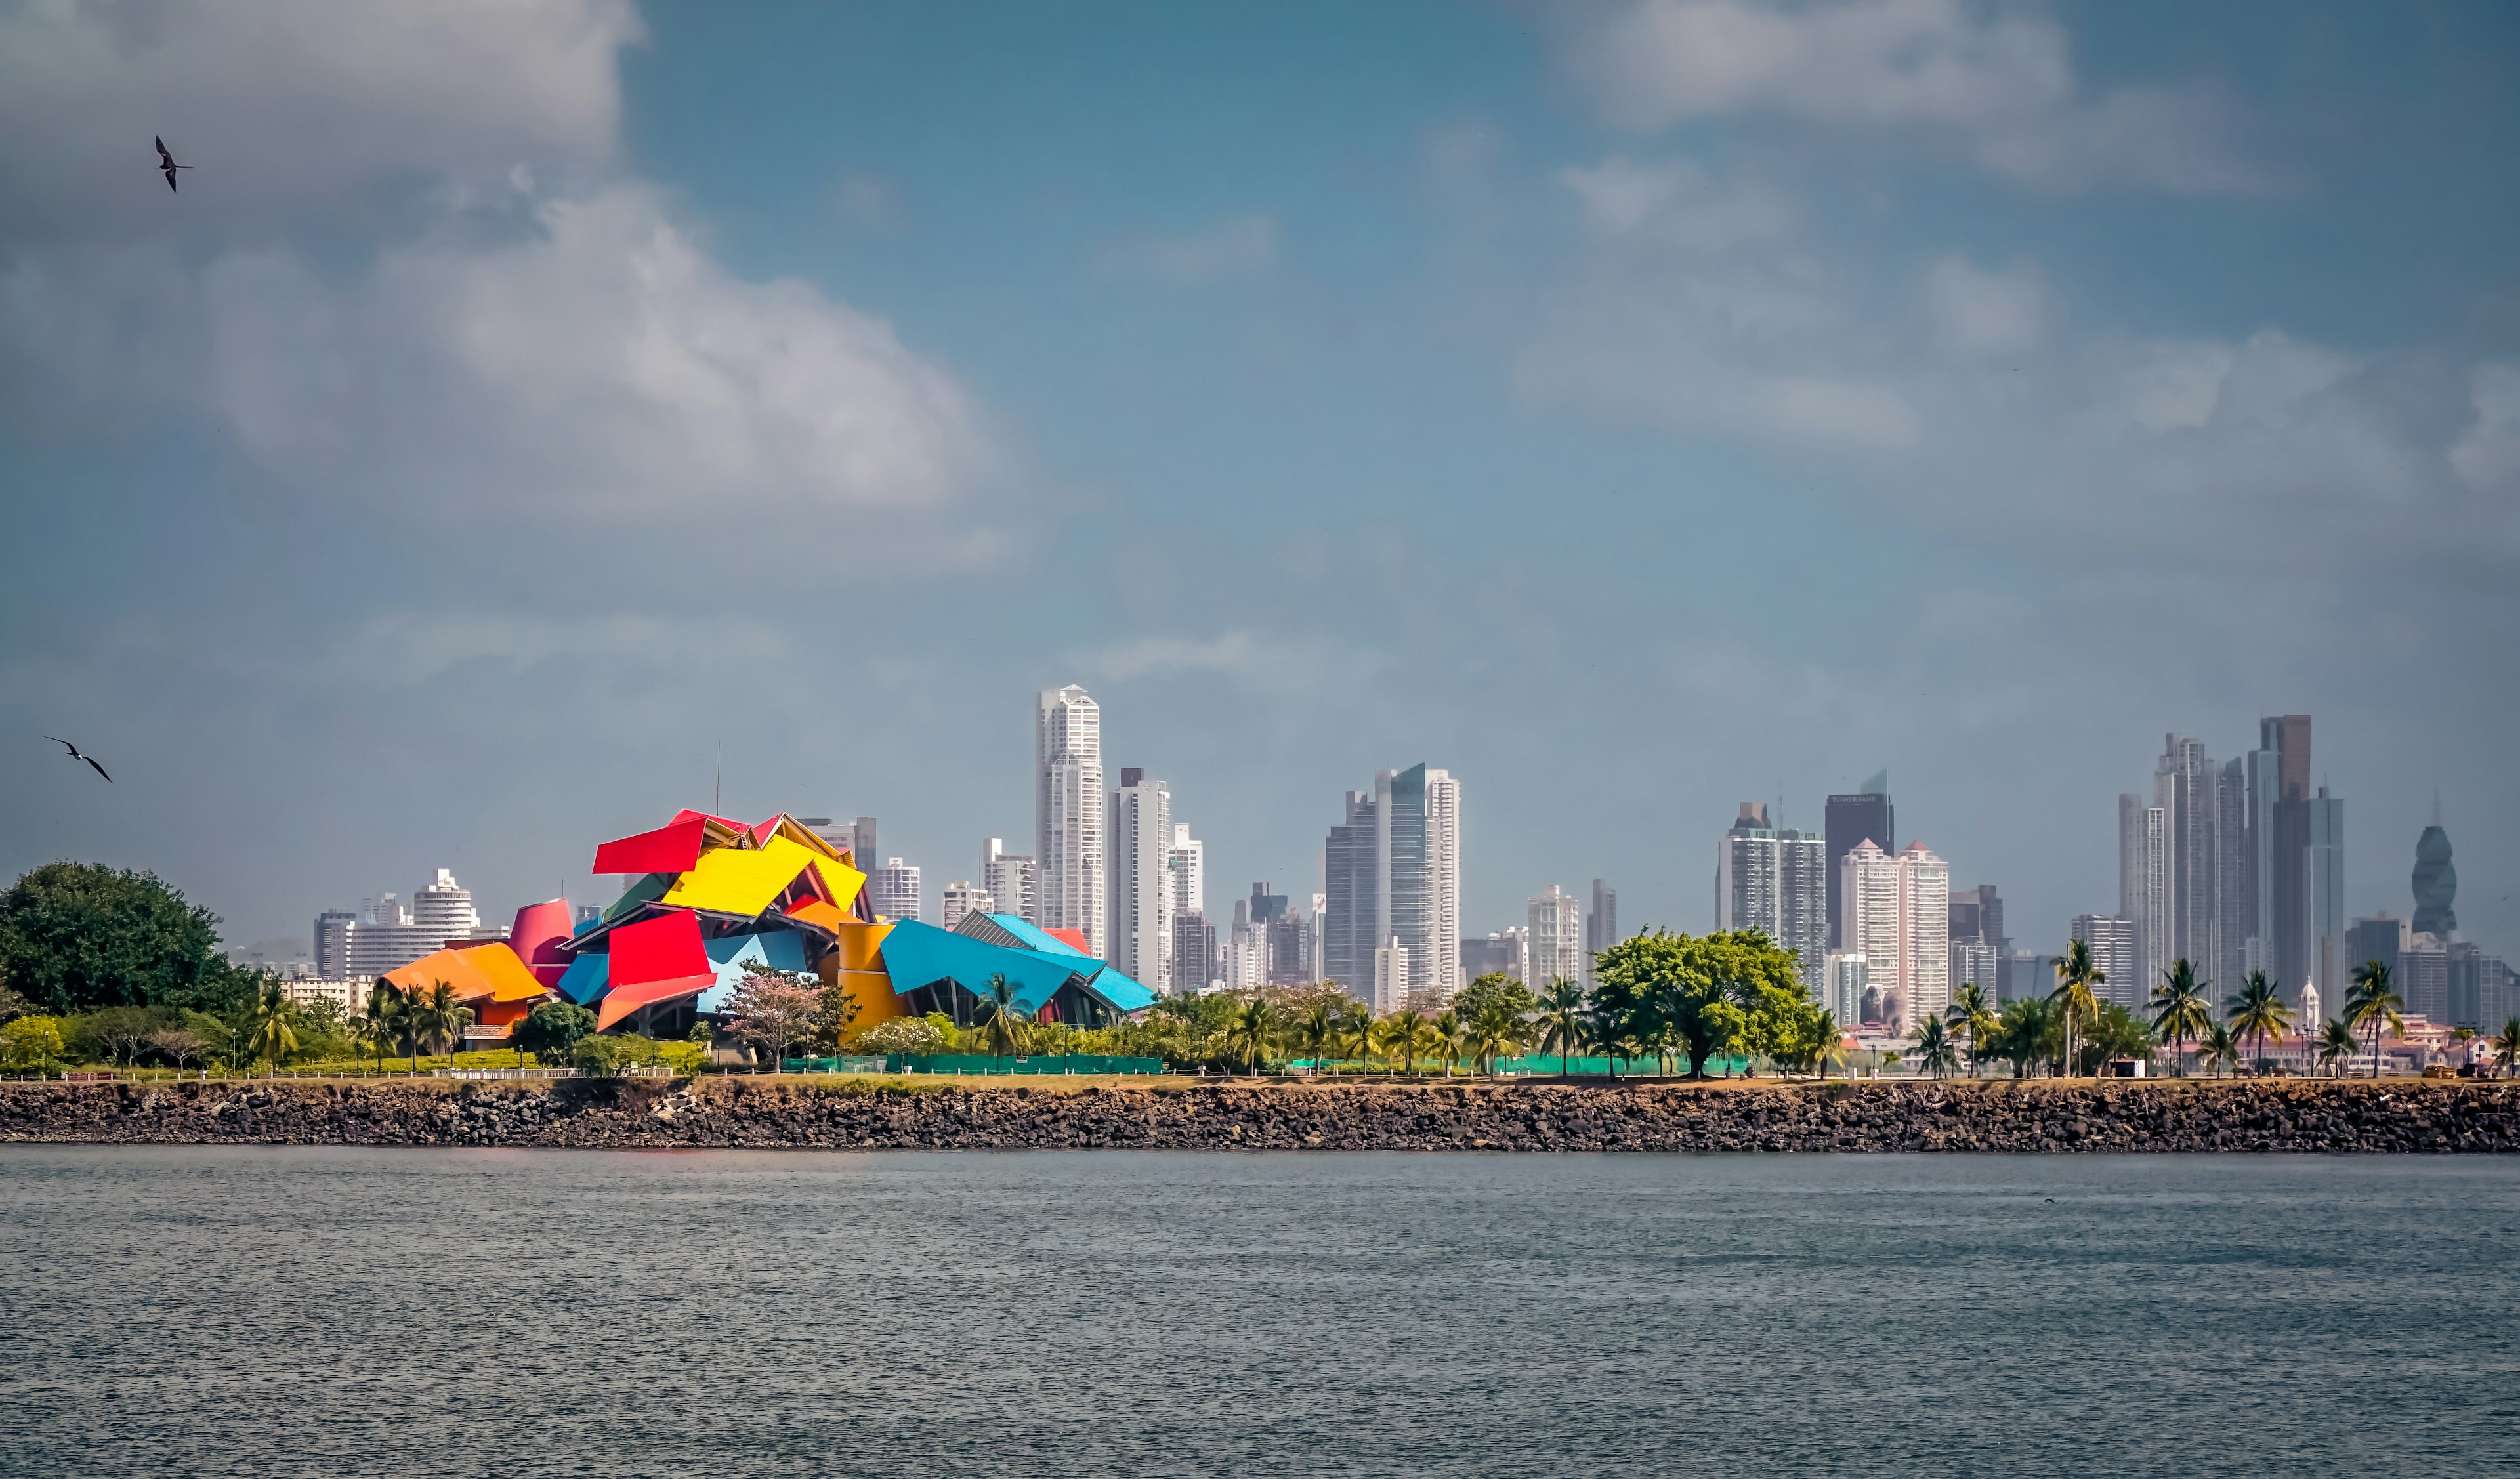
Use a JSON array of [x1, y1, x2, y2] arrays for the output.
[[1824, 774, 1893, 951], [2413, 824, 2456, 938]]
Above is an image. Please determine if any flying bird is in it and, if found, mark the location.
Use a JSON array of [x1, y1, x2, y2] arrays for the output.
[[154, 136, 192, 192], [45, 737, 112, 783]]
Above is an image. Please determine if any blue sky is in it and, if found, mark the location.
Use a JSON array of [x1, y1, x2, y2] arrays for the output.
[[3, 1, 2516, 967]]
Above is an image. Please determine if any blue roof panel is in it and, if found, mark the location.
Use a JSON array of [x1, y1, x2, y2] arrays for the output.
[[554, 951, 610, 1006], [977, 913, 1092, 958], [877, 919, 1089, 1018]]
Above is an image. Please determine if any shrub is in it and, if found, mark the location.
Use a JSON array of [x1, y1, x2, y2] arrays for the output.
[[851, 1016, 946, 1055], [514, 1000, 597, 1060], [2, 1015, 68, 1071]]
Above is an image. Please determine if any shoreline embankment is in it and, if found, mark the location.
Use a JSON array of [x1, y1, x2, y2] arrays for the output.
[[5, 1077, 2519, 1152]]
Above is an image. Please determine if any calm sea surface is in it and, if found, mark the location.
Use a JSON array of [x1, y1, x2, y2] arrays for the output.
[[1, 1148, 2514, 1477]]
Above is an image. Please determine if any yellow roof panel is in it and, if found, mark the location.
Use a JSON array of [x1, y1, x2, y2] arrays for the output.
[[661, 834, 823, 917], [456, 943, 549, 1003]]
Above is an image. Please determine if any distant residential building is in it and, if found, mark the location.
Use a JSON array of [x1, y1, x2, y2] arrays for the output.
[[940, 880, 993, 933], [1948, 938, 2000, 1004], [2261, 713, 2315, 1006], [869, 858, 922, 923], [1717, 802, 1826, 993], [1824, 952, 1868, 1026], [279, 978, 366, 1015], [1323, 762, 1462, 1004], [1461, 928, 1528, 985], [1841, 840, 1948, 1031], [1167, 823, 1205, 921], [2308, 785, 2345, 1001], [1948, 884, 2006, 956], [2345, 916, 2406, 995], [1527, 885, 1582, 991], [1107, 768, 1173, 994], [2401, 934, 2450, 1023], [2070, 914, 2139, 1010], [811, 818, 881, 871], [313, 909, 358, 980], [1584, 879, 1618, 988], [1372, 939, 1410, 1016], [1269, 909, 1316, 987], [325, 873, 484, 980], [1170, 913, 1217, 995], [411, 869, 480, 939], [1225, 896, 1269, 992], [2002, 950, 2053, 1003], [1824, 776, 1893, 951], [2447, 942, 2506, 1030], [980, 839, 1039, 926], [1037, 684, 1106, 955], [2119, 793, 2167, 1002]]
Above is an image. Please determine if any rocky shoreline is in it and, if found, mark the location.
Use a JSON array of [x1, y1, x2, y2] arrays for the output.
[[5, 1077, 2519, 1152]]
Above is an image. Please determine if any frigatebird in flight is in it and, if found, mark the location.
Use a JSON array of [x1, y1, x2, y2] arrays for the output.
[[155, 136, 192, 192], [45, 738, 111, 783]]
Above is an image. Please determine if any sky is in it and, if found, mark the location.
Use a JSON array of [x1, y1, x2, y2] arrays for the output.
[[2, 0, 2517, 968]]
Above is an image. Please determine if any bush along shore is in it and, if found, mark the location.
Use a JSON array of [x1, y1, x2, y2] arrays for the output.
[[6, 1077, 2520, 1152]]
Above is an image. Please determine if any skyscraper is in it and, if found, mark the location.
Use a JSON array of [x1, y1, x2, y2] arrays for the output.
[[1528, 885, 1582, 989], [940, 880, 992, 932], [2308, 785, 2345, 1000], [1171, 912, 1217, 995], [1824, 774, 1893, 951], [2071, 914, 2140, 1010], [1322, 762, 1461, 1003], [1841, 840, 1946, 1030], [1462, 928, 1528, 984], [2155, 734, 2219, 979], [1167, 822, 1205, 922], [2346, 915, 2406, 995], [1036, 686, 1106, 955], [869, 858, 922, 923], [980, 839, 1039, 925], [2262, 713, 2313, 1002], [1717, 802, 1826, 992], [1584, 879, 1618, 988], [1106, 768, 1171, 993], [313, 909, 357, 980], [2413, 818, 2457, 938], [2118, 793, 2166, 1000], [1948, 883, 2004, 1005]]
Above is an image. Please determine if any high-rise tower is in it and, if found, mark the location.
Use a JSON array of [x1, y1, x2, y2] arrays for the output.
[[1322, 762, 1461, 1003], [1107, 768, 1171, 993], [1824, 774, 1893, 951], [1036, 686, 1106, 955]]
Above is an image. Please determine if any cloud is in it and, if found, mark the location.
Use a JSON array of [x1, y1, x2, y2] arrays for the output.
[[1557, 0, 2275, 194], [1925, 255, 2042, 355], [331, 610, 793, 686], [1094, 215, 1282, 285], [0, 2, 1001, 539]]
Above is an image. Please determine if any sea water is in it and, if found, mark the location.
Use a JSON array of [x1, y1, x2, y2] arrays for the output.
[[1, 1148, 2513, 1477]]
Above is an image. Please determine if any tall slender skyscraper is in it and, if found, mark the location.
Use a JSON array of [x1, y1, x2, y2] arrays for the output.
[[1036, 686, 1106, 955], [1841, 839, 1946, 1030], [1584, 878, 1618, 988], [2072, 914, 2140, 1010], [1167, 823, 1205, 922], [2262, 714, 2313, 1001], [1717, 803, 1826, 993], [2413, 816, 2456, 938], [2308, 784, 2345, 999], [1106, 768, 1171, 993], [1824, 774, 1893, 951], [1322, 762, 1461, 1003], [2155, 734, 2219, 979]]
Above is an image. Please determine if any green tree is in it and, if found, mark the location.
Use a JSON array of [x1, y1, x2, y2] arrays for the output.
[[2049, 938, 2104, 1079], [1224, 997, 1278, 1073], [0, 980, 30, 1023], [1291, 1001, 1335, 1070], [514, 1000, 597, 1062], [246, 980, 299, 1070], [1593, 928, 1801, 1079], [2079, 1002, 2155, 1075], [2224, 971, 2293, 1075], [729, 971, 828, 1070], [77, 1005, 163, 1066], [1433, 1010, 1465, 1077], [2147, 959, 2213, 1068], [967, 974, 1031, 1060], [2343, 961, 2404, 1079], [147, 1026, 209, 1071], [814, 976, 864, 1054], [1944, 983, 1997, 1077], [1810, 1012, 1852, 1079], [2317, 1018, 2358, 1078], [0, 862, 251, 1014], [1453, 972, 1536, 1024], [1534, 978, 1587, 1076], [410, 982, 472, 1068], [1985, 996, 2060, 1078], [2, 1015, 68, 1072], [1908, 1016, 1962, 1079], [2196, 1022, 2240, 1079], [2492, 1018, 2520, 1080]]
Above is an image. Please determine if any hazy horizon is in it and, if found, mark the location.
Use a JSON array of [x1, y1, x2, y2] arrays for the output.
[[3, 2, 2514, 968]]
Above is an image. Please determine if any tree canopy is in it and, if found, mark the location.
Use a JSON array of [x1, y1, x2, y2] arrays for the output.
[[0, 862, 252, 1015]]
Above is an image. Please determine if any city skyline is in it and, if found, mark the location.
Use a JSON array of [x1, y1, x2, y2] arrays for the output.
[[4, 5, 2515, 974]]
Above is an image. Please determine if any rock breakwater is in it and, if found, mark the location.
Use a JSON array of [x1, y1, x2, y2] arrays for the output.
[[5, 1077, 2519, 1152]]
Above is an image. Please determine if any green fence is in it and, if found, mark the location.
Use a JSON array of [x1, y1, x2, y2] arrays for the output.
[[885, 1054, 1165, 1076], [779, 1056, 890, 1074], [1488, 1054, 1750, 1077]]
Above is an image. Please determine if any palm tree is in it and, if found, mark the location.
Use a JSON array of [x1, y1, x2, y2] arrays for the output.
[[2049, 939, 2104, 1079], [411, 982, 472, 1068], [1944, 984, 1996, 1077], [1295, 1002, 1336, 1072], [2344, 961, 2405, 1079], [1337, 1005, 1374, 1075], [2225, 971, 2294, 1076], [2317, 1018, 2358, 1079], [1534, 978, 1587, 1077], [1813, 1012, 1852, 1080], [1433, 1010, 1465, 1077], [2495, 1018, 2520, 1081], [1908, 1016, 1961, 1079], [1468, 997, 1526, 1076], [1375, 1009, 1429, 1076], [246, 980, 299, 1072], [2450, 1026, 2479, 1073], [2196, 1022, 2240, 1079], [970, 974, 1030, 1059], [2148, 959, 2213, 1071], [1223, 997, 1277, 1075], [380, 987, 420, 1070]]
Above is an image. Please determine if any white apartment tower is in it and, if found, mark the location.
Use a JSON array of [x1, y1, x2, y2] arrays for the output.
[[1372, 939, 1410, 1016], [1716, 802, 1828, 993], [940, 880, 992, 932], [1107, 768, 1173, 994], [1840, 840, 1948, 1031], [1322, 762, 1463, 1003], [869, 858, 922, 924], [980, 839, 1039, 926], [1527, 884, 1583, 989], [1167, 822, 1205, 921], [1036, 685, 1106, 956], [2119, 795, 2168, 1001], [2072, 914, 2140, 1009]]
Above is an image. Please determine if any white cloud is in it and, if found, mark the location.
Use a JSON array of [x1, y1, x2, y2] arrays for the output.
[[1557, 0, 2273, 194], [334, 610, 792, 685], [1561, 156, 1800, 249], [2451, 362, 2520, 495], [1094, 215, 1282, 285], [1925, 255, 2042, 355]]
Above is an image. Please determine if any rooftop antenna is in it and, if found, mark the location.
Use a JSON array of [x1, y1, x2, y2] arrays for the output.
[[715, 739, 723, 816], [2433, 787, 2442, 826]]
